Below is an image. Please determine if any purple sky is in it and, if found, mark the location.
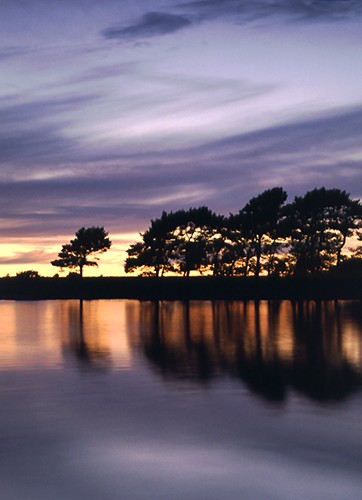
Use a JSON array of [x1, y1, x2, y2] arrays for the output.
[[1, 0, 362, 275]]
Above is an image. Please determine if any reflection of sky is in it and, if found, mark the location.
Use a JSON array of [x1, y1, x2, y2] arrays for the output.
[[0, 300, 361, 499], [2, 366, 361, 500], [1, 299, 361, 388], [1, 1, 362, 275], [0, 300, 133, 370]]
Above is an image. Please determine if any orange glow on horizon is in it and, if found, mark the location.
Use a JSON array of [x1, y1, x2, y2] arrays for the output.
[[0, 230, 360, 278], [0, 233, 141, 277]]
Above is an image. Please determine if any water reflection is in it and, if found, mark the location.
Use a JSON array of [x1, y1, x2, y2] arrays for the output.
[[0, 299, 360, 403], [0, 300, 133, 371], [0, 299, 361, 499], [62, 300, 112, 369], [136, 300, 362, 403]]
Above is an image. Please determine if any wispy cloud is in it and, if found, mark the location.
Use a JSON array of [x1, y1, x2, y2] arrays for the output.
[[103, 11, 192, 41], [1, 249, 53, 265], [211, 106, 362, 158], [100, 1, 362, 46], [0, 106, 360, 238], [0, 46, 30, 60], [179, 0, 362, 24], [0, 95, 100, 166]]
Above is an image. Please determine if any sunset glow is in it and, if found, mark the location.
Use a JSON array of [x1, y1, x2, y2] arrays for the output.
[[1, 1, 361, 275]]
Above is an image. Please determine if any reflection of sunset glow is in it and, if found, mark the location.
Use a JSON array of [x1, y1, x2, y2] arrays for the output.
[[1, 300, 361, 393], [343, 325, 362, 373], [60, 300, 133, 370], [137, 300, 362, 395], [0, 300, 134, 371], [0, 301, 63, 369]]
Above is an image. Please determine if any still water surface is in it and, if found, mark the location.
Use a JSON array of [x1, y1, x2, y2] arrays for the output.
[[0, 300, 361, 499]]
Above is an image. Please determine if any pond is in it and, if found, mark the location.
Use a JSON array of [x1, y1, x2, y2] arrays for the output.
[[0, 300, 361, 499]]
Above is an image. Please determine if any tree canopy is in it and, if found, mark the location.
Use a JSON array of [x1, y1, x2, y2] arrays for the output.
[[51, 226, 111, 277], [125, 207, 224, 276], [125, 187, 361, 277], [16, 270, 41, 279], [283, 188, 362, 274]]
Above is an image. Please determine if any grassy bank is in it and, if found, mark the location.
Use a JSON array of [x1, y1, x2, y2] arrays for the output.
[[0, 271, 361, 301]]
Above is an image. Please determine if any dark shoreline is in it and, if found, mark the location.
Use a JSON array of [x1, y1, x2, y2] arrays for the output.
[[0, 273, 361, 301]]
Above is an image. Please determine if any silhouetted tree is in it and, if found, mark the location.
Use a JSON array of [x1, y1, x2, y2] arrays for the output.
[[284, 188, 361, 274], [205, 232, 236, 276], [331, 197, 362, 265], [125, 211, 177, 276], [125, 207, 223, 276], [51, 226, 111, 277], [229, 187, 288, 276], [124, 186, 360, 277], [171, 207, 223, 276], [351, 231, 362, 259], [16, 270, 41, 278]]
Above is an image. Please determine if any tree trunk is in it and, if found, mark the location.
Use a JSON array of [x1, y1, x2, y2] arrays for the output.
[[255, 237, 262, 277], [336, 232, 347, 266]]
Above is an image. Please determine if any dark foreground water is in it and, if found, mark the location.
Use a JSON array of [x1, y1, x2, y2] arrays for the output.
[[0, 300, 361, 500]]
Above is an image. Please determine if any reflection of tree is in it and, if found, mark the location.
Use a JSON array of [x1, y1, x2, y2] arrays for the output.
[[290, 301, 360, 401], [230, 301, 287, 401], [140, 301, 218, 382], [137, 300, 362, 403], [63, 300, 111, 369]]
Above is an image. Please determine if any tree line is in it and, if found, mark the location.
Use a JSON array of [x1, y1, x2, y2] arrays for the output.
[[124, 187, 362, 277], [48, 186, 361, 277]]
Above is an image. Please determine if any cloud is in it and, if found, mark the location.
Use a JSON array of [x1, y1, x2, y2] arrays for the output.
[[179, 0, 362, 24], [0, 46, 29, 60], [65, 62, 140, 86], [0, 95, 100, 166], [103, 11, 192, 41], [213, 106, 362, 157], [100, 1, 362, 45], [0, 105, 361, 240], [0, 125, 75, 165], [1, 249, 53, 265], [200, 109, 362, 209]]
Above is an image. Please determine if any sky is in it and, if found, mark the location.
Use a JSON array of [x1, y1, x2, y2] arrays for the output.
[[1, 0, 362, 276]]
